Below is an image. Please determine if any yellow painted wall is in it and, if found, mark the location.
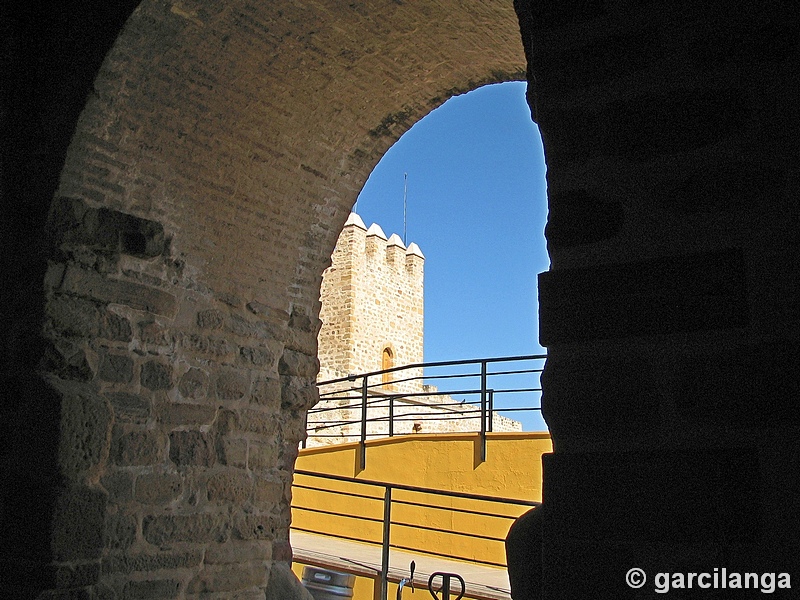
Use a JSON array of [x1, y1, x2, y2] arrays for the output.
[[295, 432, 550, 497], [291, 432, 551, 597]]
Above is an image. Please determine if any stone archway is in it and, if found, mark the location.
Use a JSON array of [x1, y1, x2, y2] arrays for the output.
[[2, 1, 527, 597], [6, 1, 800, 599]]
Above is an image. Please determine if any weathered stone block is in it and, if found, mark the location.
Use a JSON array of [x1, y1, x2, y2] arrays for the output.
[[217, 437, 247, 468], [277, 441, 299, 472], [215, 369, 250, 401], [57, 386, 113, 479], [159, 402, 217, 427], [232, 513, 278, 541], [246, 301, 290, 324], [204, 541, 272, 564], [272, 540, 293, 563], [37, 589, 93, 600], [542, 449, 762, 543], [122, 579, 181, 599], [239, 409, 278, 437], [139, 320, 171, 347], [98, 351, 134, 383], [169, 430, 215, 467], [52, 485, 107, 561], [212, 408, 240, 436], [272, 540, 293, 562], [104, 513, 137, 551], [251, 376, 281, 409], [186, 563, 268, 593], [265, 563, 313, 600], [135, 472, 183, 504], [214, 291, 241, 308], [677, 341, 800, 426], [207, 470, 252, 504], [239, 344, 276, 368], [539, 250, 748, 344], [142, 513, 229, 545], [280, 376, 318, 410], [253, 478, 284, 508], [54, 562, 101, 589], [111, 428, 163, 466], [535, 27, 660, 95], [140, 360, 172, 390], [106, 391, 150, 424], [248, 442, 278, 472], [178, 367, 209, 400], [99, 311, 132, 341], [102, 549, 203, 575], [227, 313, 282, 341], [197, 308, 225, 329], [49, 197, 167, 259], [284, 328, 318, 356], [44, 261, 67, 289], [278, 349, 318, 377], [47, 294, 101, 338], [101, 470, 135, 502], [180, 333, 235, 361], [61, 265, 177, 317], [281, 411, 308, 445], [663, 162, 785, 215], [541, 354, 658, 436], [43, 340, 95, 382], [288, 307, 320, 334], [545, 190, 624, 249]]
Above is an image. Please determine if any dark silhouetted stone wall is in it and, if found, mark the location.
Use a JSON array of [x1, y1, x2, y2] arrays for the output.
[[515, 0, 800, 597]]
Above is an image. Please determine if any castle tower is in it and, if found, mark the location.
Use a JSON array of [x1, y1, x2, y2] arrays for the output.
[[318, 212, 424, 390], [311, 212, 519, 446]]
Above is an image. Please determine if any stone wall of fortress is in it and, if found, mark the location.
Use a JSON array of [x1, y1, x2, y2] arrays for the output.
[[312, 213, 521, 446]]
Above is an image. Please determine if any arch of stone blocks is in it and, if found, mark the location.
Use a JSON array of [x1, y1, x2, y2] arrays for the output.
[[2, 1, 526, 597], [4, 1, 800, 599]]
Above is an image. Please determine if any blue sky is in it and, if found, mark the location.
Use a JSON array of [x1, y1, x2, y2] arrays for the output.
[[353, 81, 550, 430]]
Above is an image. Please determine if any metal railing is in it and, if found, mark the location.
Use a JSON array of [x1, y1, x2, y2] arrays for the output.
[[307, 354, 546, 468], [291, 469, 540, 600]]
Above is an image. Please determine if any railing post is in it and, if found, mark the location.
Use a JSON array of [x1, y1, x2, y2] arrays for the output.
[[360, 375, 368, 470], [381, 486, 392, 600], [488, 388, 494, 433], [480, 360, 487, 463], [389, 393, 394, 438]]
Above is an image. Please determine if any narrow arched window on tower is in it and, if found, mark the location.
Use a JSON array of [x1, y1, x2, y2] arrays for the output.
[[381, 347, 394, 386]]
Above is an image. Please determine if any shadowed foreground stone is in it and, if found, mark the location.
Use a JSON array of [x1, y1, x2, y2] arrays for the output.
[[265, 564, 314, 600], [506, 505, 544, 600]]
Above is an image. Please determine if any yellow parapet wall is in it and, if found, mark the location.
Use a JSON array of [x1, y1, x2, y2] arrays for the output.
[[290, 431, 551, 598], [295, 431, 551, 496]]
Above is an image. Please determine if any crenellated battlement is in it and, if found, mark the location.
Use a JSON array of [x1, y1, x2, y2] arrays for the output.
[[318, 212, 424, 385], [341, 215, 425, 277]]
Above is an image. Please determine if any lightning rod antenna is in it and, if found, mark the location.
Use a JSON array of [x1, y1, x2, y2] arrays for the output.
[[403, 172, 408, 246]]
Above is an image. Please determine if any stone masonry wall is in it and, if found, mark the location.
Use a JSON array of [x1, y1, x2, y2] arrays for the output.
[[2, 0, 526, 597], [35, 196, 320, 598], [318, 213, 424, 391]]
